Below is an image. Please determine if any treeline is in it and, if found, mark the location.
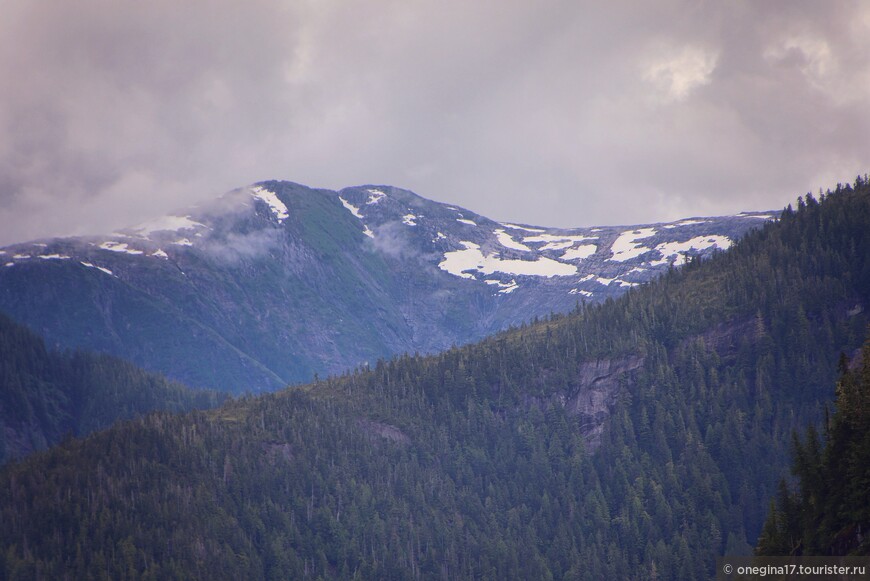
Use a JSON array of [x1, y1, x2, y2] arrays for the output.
[[0, 312, 226, 464], [757, 335, 870, 556], [1, 178, 869, 579]]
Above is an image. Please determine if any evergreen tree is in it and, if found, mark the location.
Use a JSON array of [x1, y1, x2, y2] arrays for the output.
[[757, 333, 870, 556]]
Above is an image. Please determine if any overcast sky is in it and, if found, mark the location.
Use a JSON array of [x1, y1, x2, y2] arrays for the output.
[[1, 0, 869, 244]]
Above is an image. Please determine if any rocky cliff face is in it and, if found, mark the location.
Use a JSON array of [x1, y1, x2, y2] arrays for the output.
[[565, 355, 646, 448], [0, 181, 774, 392]]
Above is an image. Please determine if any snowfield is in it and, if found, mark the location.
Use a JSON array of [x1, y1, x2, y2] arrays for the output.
[[439, 241, 577, 279]]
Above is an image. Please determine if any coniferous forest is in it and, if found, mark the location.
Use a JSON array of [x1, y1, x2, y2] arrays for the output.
[[1, 180, 870, 579], [0, 312, 225, 465], [756, 334, 870, 557]]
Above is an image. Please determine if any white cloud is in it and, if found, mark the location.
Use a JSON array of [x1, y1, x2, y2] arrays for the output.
[[643, 45, 719, 102]]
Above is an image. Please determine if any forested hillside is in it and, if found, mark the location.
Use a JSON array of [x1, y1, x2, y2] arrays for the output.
[[1, 180, 869, 579], [0, 313, 225, 464], [757, 335, 870, 556]]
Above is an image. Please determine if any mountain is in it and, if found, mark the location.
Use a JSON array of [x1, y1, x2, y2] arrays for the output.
[[1, 180, 867, 579], [0, 312, 225, 464], [0, 181, 773, 392]]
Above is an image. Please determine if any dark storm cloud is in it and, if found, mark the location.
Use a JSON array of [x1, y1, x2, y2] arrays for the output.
[[1, 0, 868, 244]]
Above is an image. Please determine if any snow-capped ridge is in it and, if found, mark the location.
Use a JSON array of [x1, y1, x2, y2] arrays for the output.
[[501, 223, 546, 233], [251, 185, 289, 223], [0, 179, 772, 316]]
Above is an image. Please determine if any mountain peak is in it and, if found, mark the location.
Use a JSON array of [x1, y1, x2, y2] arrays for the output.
[[0, 180, 776, 391]]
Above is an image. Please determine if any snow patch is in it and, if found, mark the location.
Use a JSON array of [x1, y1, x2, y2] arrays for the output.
[[650, 255, 684, 267], [4, 262, 13, 267], [494, 229, 532, 251], [251, 186, 289, 223], [737, 213, 775, 220], [561, 244, 597, 261], [540, 241, 573, 251], [152, 249, 169, 259], [523, 233, 596, 244], [133, 215, 207, 235], [439, 241, 577, 279], [664, 219, 707, 229], [100, 241, 144, 255], [596, 276, 615, 286], [366, 189, 386, 204], [402, 214, 418, 226], [435, 232, 447, 240], [81, 262, 114, 276], [456, 218, 477, 226], [485, 278, 520, 293], [569, 289, 594, 297], [38, 254, 70, 260], [653, 235, 731, 265], [363, 225, 375, 238], [501, 223, 546, 233], [610, 228, 657, 262], [12, 254, 30, 259], [171, 238, 194, 247], [339, 196, 364, 219]]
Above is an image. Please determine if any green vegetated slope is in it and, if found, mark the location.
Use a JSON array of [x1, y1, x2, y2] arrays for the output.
[[2, 181, 870, 579], [757, 336, 870, 556], [0, 312, 226, 464]]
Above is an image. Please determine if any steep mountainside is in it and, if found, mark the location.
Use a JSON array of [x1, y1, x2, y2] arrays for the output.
[[1, 180, 867, 579], [0, 313, 224, 464], [0, 181, 772, 392]]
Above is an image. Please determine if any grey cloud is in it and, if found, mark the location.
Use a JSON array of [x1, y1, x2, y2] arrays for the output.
[[1, 0, 868, 244]]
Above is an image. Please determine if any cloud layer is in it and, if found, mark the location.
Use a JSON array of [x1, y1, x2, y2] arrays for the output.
[[1, 0, 869, 244]]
